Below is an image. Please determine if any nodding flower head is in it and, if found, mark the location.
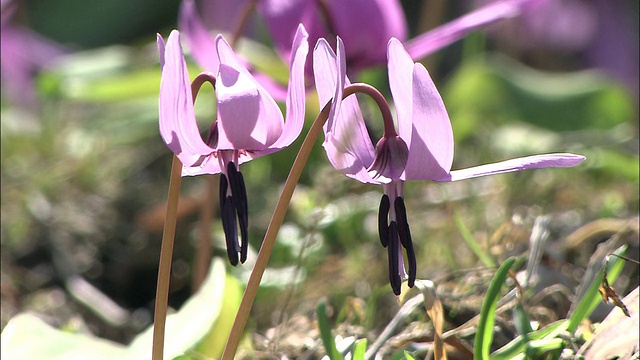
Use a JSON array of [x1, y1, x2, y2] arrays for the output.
[[157, 25, 309, 265], [313, 36, 585, 295], [368, 135, 409, 182]]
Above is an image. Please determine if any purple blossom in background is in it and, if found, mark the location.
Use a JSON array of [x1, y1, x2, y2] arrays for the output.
[[157, 25, 309, 264], [313, 36, 586, 295], [178, 0, 291, 100], [404, 0, 543, 60], [257, 0, 407, 70], [179, 0, 542, 99], [180, 0, 405, 72], [186, 0, 539, 65], [477, 0, 639, 95], [0, 0, 65, 107]]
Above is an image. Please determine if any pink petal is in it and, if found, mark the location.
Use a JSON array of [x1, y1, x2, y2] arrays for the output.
[[403, 63, 454, 180], [258, 0, 323, 65], [405, 0, 539, 60], [214, 35, 284, 151], [313, 37, 378, 184], [180, 154, 222, 176], [388, 38, 454, 181], [324, 133, 382, 184], [180, 150, 262, 177], [312, 38, 342, 132], [178, 0, 220, 73], [269, 24, 309, 149], [437, 153, 586, 182], [193, 0, 254, 36], [387, 38, 414, 135], [158, 31, 214, 167], [180, 0, 291, 102], [326, 0, 407, 68]]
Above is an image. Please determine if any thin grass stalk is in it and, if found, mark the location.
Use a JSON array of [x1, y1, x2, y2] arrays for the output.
[[151, 154, 183, 360]]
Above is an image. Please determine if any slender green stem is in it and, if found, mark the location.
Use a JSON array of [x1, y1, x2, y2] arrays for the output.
[[152, 155, 183, 360]]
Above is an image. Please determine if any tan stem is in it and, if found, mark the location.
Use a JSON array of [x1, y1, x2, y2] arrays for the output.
[[221, 101, 332, 359], [152, 154, 183, 360], [231, 0, 258, 49], [221, 82, 387, 359]]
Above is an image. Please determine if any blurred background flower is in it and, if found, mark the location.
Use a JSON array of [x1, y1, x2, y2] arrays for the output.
[[475, 0, 639, 95], [1, 0, 66, 107], [1, 0, 637, 358]]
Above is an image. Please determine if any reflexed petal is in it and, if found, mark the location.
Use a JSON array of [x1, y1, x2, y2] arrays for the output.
[[180, 0, 290, 102], [405, 0, 539, 60], [402, 63, 454, 180], [157, 34, 166, 69], [437, 153, 586, 182], [269, 24, 309, 149], [312, 38, 342, 132], [215, 35, 284, 150], [388, 38, 454, 181], [179, 0, 220, 73], [323, 133, 381, 184], [193, 0, 252, 36], [180, 155, 222, 176], [387, 38, 414, 133], [313, 37, 377, 183], [252, 72, 288, 102], [158, 31, 214, 167], [258, 0, 321, 60], [326, 0, 407, 67]]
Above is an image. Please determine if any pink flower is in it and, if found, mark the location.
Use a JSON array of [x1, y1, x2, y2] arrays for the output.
[[1, 0, 65, 107], [179, 0, 406, 74], [157, 25, 308, 264], [179, 0, 542, 84], [314, 36, 585, 295]]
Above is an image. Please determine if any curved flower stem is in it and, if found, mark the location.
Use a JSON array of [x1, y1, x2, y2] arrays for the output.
[[221, 82, 394, 359], [152, 154, 183, 360], [344, 82, 397, 137], [191, 72, 217, 96]]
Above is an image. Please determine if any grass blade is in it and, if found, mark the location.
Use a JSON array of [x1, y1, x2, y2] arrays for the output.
[[351, 339, 367, 360], [454, 210, 496, 268], [475, 257, 517, 359], [491, 320, 569, 360], [317, 299, 343, 360], [567, 245, 627, 333]]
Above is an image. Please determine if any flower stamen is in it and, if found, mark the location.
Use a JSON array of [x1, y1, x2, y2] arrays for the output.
[[387, 221, 401, 295], [394, 196, 416, 287], [218, 160, 249, 265], [378, 194, 390, 248]]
